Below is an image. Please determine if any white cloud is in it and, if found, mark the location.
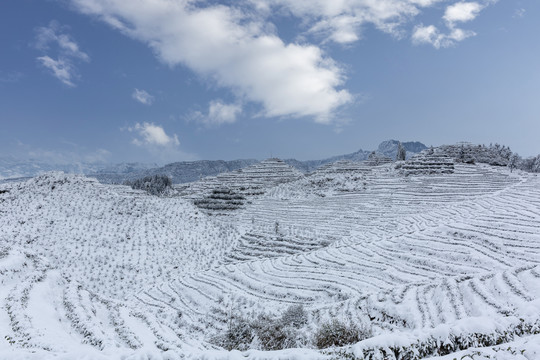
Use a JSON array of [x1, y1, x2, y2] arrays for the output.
[[37, 56, 77, 87], [190, 100, 242, 127], [208, 100, 242, 125], [132, 88, 154, 105], [412, 24, 440, 46], [67, 0, 495, 119], [443, 2, 483, 25], [35, 21, 89, 86], [129, 122, 180, 147], [412, 1, 491, 48], [412, 24, 475, 48], [69, 0, 352, 123]]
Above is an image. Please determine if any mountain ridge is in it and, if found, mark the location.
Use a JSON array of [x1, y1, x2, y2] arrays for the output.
[[0, 140, 427, 183]]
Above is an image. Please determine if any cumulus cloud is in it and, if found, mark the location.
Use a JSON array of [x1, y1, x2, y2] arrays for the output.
[[69, 0, 352, 123], [67, 0, 495, 120], [129, 122, 180, 147], [191, 100, 243, 127], [132, 88, 154, 105], [443, 2, 483, 25], [208, 100, 242, 125], [35, 21, 89, 86]]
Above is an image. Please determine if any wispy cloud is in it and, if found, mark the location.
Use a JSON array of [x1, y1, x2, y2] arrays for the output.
[[129, 122, 179, 147], [37, 56, 77, 87], [513, 8, 526, 19], [14, 140, 111, 164], [34, 20, 89, 87], [132, 88, 154, 105], [0, 71, 23, 84], [251, 0, 444, 44]]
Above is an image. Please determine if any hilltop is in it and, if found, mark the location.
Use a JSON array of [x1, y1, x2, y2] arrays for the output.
[[1, 144, 540, 359]]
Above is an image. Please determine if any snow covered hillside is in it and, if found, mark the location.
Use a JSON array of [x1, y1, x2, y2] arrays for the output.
[[1, 155, 540, 359]]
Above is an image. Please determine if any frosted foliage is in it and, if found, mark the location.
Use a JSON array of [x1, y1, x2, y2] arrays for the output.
[[124, 174, 173, 196]]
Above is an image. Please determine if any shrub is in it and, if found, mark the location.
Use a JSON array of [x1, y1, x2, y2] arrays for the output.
[[252, 314, 297, 350], [281, 304, 308, 328], [124, 175, 172, 196], [212, 305, 309, 351], [215, 316, 255, 351], [314, 319, 372, 349]]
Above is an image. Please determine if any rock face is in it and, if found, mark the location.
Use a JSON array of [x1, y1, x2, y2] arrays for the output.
[[377, 140, 428, 160]]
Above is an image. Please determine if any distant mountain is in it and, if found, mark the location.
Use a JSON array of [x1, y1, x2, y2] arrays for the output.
[[96, 162, 159, 174], [284, 140, 427, 173], [1, 140, 427, 184], [377, 140, 428, 160], [0, 158, 158, 183], [0, 157, 100, 180], [91, 159, 259, 184]]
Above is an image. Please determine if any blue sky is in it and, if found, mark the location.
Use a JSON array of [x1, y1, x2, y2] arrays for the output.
[[0, 0, 538, 164]]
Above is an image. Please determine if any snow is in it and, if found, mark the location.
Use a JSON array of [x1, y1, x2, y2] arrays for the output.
[[1, 155, 540, 359], [426, 334, 540, 360]]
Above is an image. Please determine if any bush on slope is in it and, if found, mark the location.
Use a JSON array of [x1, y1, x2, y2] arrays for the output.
[[124, 175, 173, 196]]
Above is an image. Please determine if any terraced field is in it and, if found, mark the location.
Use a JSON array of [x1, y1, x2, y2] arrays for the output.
[[0, 158, 539, 359]]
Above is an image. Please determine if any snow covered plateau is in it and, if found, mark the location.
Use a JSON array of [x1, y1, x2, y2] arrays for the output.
[[1, 149, 540, 360]]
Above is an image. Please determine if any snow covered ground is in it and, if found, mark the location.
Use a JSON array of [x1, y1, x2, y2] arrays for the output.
[[1, 157, 539, 359]]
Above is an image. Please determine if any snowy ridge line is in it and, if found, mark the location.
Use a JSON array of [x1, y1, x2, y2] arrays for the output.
[[0, 172, 242, 299], [328, 316, 540, 360]]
